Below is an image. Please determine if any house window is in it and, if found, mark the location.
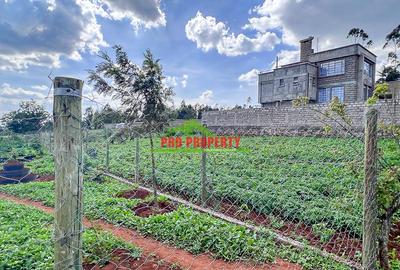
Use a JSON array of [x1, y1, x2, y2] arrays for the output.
[[318, 86, 344, 103], [319, 59, 345, 77], [312, 77, 316, 86], [364, 85, 373, 100], [318, 88, 330, 103], [279, 79, 284, 87], [331, 86, 344, 102], [363, 60, 373, 77], [293, 77, 298, 85]]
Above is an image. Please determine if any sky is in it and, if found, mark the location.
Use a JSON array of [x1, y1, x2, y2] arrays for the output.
[[0, 0, 399, 115]]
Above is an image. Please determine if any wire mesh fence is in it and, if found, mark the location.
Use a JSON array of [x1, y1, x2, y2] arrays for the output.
[[0, 99, 399, 270]]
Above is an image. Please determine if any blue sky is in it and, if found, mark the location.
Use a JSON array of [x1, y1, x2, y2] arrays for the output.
[[0, 0, 398, 114]]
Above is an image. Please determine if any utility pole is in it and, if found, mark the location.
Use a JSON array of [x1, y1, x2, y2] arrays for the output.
[[53, 77, 84, 270]]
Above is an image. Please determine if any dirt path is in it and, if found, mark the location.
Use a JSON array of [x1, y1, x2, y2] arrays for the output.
[[0, 193, 301, 270]]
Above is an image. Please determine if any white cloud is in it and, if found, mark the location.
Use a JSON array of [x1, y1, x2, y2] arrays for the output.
[[163, 74, 189, 88], [91, 0, 166, 31], [180, 90, 214, 106], [0, 83, 51, 115], [199, 90, 213, 100], [246, 0, 399, 73], [32, 85, 50, 92], [1, 83, 46, 100], [0, 0, 107, 71], [248, 0, 398, 50], [270, 50, 299, 68], [0, 0, 167, 71], [243, 16, 280, 32], [164, 76, 178, 87], [181, 74, 188, 88], [238, 69, 259, 85], [185, 11, 280, 56]]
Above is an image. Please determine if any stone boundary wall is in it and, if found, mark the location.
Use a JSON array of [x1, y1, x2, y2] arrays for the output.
[[202, 100, 400, 135]]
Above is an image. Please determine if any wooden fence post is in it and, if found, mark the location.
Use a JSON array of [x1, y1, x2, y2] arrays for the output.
[[200, 149, 208, 205], [49, 131, 53, 154], [363, 107, 379, 270], [135, 137, 140, 182], [105, 127, 109, 171], [53, 77, 84, 270]]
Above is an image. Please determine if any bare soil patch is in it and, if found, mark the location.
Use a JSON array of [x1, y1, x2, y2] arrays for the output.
[[35, 174, 55, 182], [117, 188, 176, 218], [83, 248, 179, 270], [117, 188, 151, 200], [133, 201, 175, 218], [388, 220, 400, 259]]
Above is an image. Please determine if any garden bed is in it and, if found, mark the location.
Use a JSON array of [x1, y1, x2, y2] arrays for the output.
[[219, 200, 362, 260], [83, 248, 180, 270], [118, 188, 176, 218]]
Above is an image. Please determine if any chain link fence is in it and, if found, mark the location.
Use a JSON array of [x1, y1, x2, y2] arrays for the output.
[[0, 100, 398, 269]]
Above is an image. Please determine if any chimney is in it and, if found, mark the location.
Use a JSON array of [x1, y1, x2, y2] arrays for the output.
[[299, 36, 314, 62]]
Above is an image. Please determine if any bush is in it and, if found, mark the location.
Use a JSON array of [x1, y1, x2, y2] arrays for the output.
[[165, 120, 213, 136]]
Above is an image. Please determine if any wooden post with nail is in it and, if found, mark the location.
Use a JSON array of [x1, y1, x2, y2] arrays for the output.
[[53, 76, 84, 270]]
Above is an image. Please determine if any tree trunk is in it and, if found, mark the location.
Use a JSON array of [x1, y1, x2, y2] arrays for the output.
[[378, 217, 391, 270], [149, 133, 157, 198]]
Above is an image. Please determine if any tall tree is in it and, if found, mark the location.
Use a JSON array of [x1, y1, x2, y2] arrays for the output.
[[88, 46, 173, 197], [1, 101, 51, 133], [177, 100, 197, 119], [347, 28, 373, 47], [377, 25, 400, 83], [83, 107, 94, 129], [377, 66, 400, 83], [384, 24, 400, 68]]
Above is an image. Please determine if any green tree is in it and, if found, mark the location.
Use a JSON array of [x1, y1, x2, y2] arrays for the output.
[[88, 46, 174, 197], [177, 100, 197, 119], [377, 66, 400, 83], [379, 25, 400, 84], [1, 101, 51, 133], [384, 25, 400, 66], [87, 104, 127, 129], [347, 28, 373, 46], [83, 107, 95, 129], [197, 104, 217, 119]]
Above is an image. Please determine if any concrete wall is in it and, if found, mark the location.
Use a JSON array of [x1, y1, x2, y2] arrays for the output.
[[202, 99, 400, 135], [317, 55, 358, 102], [388, 81, 400, 99], [259, 63, 318, 104]]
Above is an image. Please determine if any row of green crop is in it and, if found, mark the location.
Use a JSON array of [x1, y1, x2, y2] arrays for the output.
[[84, 135, 371, 236], [3, 134, 384, 235], [6, 134, 398, 236], [0, 198, 141, 270], [0, 178, 350, 269]]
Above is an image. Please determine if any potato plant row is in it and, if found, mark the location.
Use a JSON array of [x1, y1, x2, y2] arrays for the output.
[[0, 179, 350, 269]]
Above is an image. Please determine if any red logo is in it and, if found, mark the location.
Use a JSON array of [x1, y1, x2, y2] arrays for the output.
[[160, 136, 240, 148]]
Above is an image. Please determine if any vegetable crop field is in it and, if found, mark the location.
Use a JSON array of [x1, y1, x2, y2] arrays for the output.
[[0, 131, 399, 269]]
